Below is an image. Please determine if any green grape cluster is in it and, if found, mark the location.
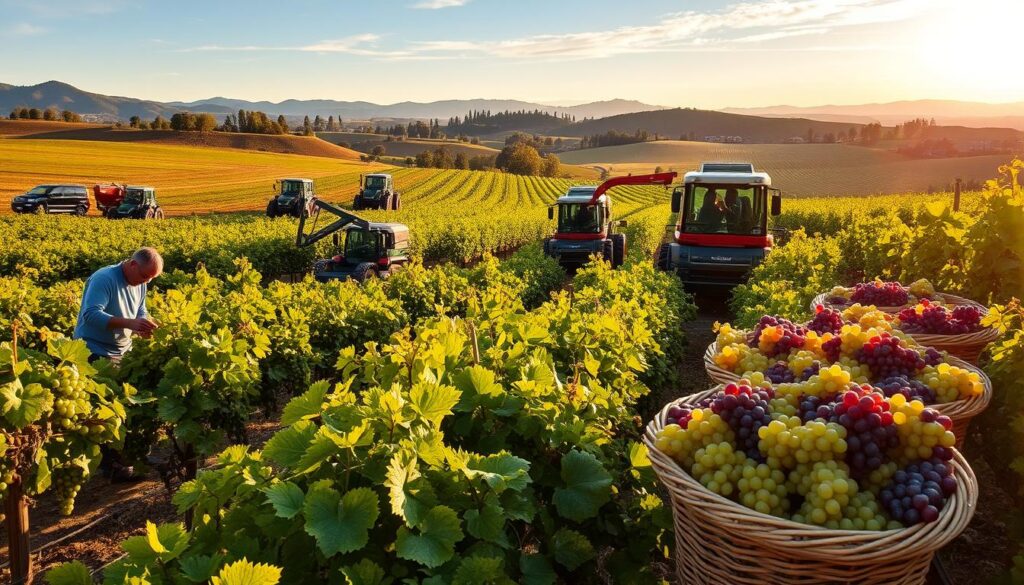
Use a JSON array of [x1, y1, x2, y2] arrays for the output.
[[791, 461, 857, 527], [52, 466, 85, 516], [691, 442, 747, 497], [737, 461, 789, 516]]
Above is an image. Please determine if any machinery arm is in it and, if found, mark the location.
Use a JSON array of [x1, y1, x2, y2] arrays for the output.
[[296, 199, 371, 248], [588, 171, 678, 204]]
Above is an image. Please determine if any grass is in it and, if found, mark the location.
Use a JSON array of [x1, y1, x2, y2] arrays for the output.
[[557, 141, 1007, 196]]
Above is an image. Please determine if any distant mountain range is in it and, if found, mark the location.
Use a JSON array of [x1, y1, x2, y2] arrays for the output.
[[722, 99, 1024, 131], [0, 81, 665, 122]]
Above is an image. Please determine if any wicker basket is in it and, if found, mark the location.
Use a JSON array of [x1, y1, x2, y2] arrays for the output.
[[810, 291, 987, 316], [702, 342, 992, 447], [645, 389, 979, 585]]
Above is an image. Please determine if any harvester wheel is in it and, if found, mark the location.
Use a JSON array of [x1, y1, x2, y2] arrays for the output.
[[353, 262, 377, 282], [611, 234, 626, 268], [656, 243, 671, 271], [266, 200, 278, 218], [76, 204, 88, 216]]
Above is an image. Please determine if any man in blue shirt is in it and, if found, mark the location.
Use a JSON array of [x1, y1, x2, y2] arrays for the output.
[[74, 247, 162, 361], [74, 247, 162, 481]]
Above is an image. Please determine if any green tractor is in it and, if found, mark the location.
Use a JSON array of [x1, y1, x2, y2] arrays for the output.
[[267, 178, 316, 218], [104, 186, 164, 219], [297, 198, 411, 282], [352, 174, 401, 211]]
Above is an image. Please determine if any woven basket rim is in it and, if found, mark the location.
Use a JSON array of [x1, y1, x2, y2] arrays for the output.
[[702, 341, 992, 419], [811, 291, 988, 315], [644, 388, 979, 558]]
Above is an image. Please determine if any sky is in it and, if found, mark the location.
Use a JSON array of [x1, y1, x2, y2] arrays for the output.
[[0, 0, 1019, 108]]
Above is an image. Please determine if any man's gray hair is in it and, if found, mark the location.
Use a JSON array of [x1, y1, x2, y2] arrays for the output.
[[132, 247, 164, 270]]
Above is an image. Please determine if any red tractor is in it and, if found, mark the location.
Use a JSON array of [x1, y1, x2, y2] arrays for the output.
[[543, 172, 677, 270]]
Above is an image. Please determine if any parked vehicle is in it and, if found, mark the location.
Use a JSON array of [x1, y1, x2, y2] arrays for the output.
[[267, 178, 316, 218], [296, 199, 410, 282], [10, 185, 90, 215], [352, 174, 401, 211]]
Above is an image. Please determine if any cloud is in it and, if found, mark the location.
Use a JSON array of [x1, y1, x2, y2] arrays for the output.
[[5, 23, 46, 37], [412, 0, 469, 8], [177, 0, 923, 60]]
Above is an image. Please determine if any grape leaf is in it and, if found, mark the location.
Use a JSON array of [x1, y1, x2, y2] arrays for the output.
[[263, 482, 305, 519], [465, 502, 510, 548], [47, 338, 95, 375], [552, 450, 611, 522], [280, 381, 329, 425], [464, 452, 531, 493], [519, 554, 556, 585], [210, 559, 282, 585], [409, 382, 461, 426], [395, 505, 463, 568], [1, 380, 53, 428], [179, 554, 226, 583], [340, 559, 389, 585], [628, 442, 651, 468], [452, 556, 509, 585], [145, 521, 190, 561], [44, 561, 91, 585], [295, 432, 340, 473], [552, 528, 595, 570], [385, 451, 436, 527], [263, 421, 317, 469], [302, 485, 379, 557]]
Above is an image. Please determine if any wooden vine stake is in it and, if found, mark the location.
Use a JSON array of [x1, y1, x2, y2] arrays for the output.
[[6, 320, 32, 585]]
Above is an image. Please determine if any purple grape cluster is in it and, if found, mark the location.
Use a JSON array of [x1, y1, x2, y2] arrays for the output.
[[766, 361, 796, 384], [665, 404, 694, 427], [828, 390, 898, 478], [897, 304, 982, 335], [880, 458, 956, 525], [710, 384, 775, 460], [850, 281, 909, 307], [800, 361, 822, 381], [874, 375, 936, 405], [807, 306, 846, 334], [822, 336, 843, 363], [751, 316, 808, 357], [798, 394, 832, 423], [923, 347, 943, 366], [855, 334, 926, 379]]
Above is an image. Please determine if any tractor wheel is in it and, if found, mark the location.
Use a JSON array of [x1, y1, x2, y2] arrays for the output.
[[383, 195, 392, 210], [393, 194, 401, 210], [656, 243, 671, 271], [353, 262, 377, 283], [105, 207, 118, 219], [76, 204, 88, 217], [352, 196, 363, 211], [34, 205, 47, 215], [154, 208, 165, 220], [601, 239, 614, 265], [611, 234, 626, 268], [146, 207, 157, 220], [266, 200, 278, 218], [291, 205, 302, 219]]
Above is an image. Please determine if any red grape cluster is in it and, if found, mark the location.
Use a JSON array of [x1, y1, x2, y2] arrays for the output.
[[874, 376, 936, 405], [923, 348, 943, 366], [828, 391, 899, 477], [665, 404, 695, 427], [766, 361, 796, 384], [808, 306, 846, 334], [855, 334, 926, 379], [710, 383, 775, 460], [850, 281, 909, 307], [897, 304, 982, 335], [822, 336, 843, 363], [752, 316, 808, 357], [880, 458, 956, 525]]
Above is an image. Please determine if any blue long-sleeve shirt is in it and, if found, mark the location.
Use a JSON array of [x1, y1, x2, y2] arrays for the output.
[[73, 264, 148, 358]]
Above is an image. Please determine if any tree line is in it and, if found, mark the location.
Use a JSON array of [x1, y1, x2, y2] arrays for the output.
[[446, 109, 574, 135], [579, 129, 650, 149], [8, 106, 83, 122]]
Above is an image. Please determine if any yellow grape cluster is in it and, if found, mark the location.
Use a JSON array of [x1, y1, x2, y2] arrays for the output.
[[790, 461, 857, 526], [655, 409, 734, 468], [801, 331, 831, 356], [737, 462, 789, 516], [786, 350, 818, 376], [917, 364, 984, 402], [908, 278, 936, 299], [841, 304, 894, 331], [692, 442, 747, 497], [758, 417, 848, 468], [839, 491, 900, 531], [714, 322, 748, 347], [889, 394, 957, 462], [836, 357, 871, 383], [793, 365, 854, 398], [863, 461, 899, 494]]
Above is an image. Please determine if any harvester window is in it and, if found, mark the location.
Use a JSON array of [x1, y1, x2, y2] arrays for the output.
[[558, 203, 602, 233], [345, 229, 379, 261], [125, 190, 144, 204], [684, 186, 765, 235], [365, 176, 386, 189], [281, 181, 302, 195]]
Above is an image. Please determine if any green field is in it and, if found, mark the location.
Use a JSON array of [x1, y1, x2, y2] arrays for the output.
[[0, 139, 385, 215], [557, 140, 1006, 196]]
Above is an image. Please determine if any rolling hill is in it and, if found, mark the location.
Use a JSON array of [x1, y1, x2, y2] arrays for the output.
[[318, 133, 500, 159], [0, 80, 664, 122], [560, 108, 863, 143], [723, 99, 1024, 130], [558, 140, 1005, 197], [0, 121, 362, 160]]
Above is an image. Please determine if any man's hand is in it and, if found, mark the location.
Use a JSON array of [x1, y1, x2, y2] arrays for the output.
[[127, 317, 159, 338]]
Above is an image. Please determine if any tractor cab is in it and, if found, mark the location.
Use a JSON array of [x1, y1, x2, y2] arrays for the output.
[[657, 162, 782, 285], [268, 178, 315, 218], [353, 174, 401, 211], [550, 187, 608, 234], [109, 186, 163, 219], [297, 198, 410, 282]]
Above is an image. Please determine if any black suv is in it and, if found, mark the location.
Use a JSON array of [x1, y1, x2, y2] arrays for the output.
[[11, 184, 90, 215]]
